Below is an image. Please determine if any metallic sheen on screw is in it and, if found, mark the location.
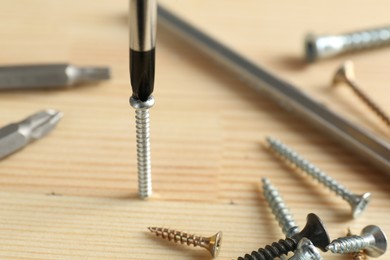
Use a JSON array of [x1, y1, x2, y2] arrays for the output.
[[305, 25, 390, 62]]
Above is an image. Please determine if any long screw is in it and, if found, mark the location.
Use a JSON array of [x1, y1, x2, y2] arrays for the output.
[[288, 237, 322, 260], [327, 225, 387, 258], [148, 227, 222, 258], [304, 25, 390, 62], [333, 60, 390, 128], [262, 178, 299, 238], [130, 96, 154, 199], [265, 137, 371, 218], [237, 213, 330, 260]]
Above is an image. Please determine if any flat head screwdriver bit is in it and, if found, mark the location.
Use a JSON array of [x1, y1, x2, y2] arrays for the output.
[[0, 63, 110, 90], [0, 109, 62, 159]]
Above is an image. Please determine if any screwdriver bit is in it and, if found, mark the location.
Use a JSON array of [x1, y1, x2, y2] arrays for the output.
[[0, 109, 63, 159], [0, 63, 110, 90]]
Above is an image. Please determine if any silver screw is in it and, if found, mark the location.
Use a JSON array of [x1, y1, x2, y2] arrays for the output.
[[304, 26, 390, 62], [333, 60, 390, 129], [262, 178, 299, 238], [288, 238, 323, 260], [130, 96, 155, 199], [265, 137, 371, 218], [327, 225, 388, 258]]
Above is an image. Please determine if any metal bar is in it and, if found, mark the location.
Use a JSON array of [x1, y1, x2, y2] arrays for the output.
[[158, 5, 390, 173]]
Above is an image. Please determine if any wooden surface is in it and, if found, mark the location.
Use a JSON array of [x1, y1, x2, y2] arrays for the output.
[[0, 0, 390, 259]]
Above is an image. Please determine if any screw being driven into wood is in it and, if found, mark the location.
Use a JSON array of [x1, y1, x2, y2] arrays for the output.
[[148, 227, 223, 258], [262, 178, 299, 238], [237, 213, 330, 260], [327, 225, 387, 258], [129, 0, 157, 199], [265, 137, 371, 218], [333, 60, 390, 129]]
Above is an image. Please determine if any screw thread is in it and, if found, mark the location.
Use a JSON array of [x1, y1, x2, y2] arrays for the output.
[[262, 178, 299, 237], [266, 137, 355, 203], [348, 80, 390, 127], [148, 227, 209, 248], [327, 236, 370, 254], [134, 107, 152, 199], [342, 27, 390, 52], [238, 238, 297, 260]]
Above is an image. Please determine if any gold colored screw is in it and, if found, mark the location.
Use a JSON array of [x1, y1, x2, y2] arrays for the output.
[[148, 227, 222, 258], [332, 60, 390, 128], [347, 228, 367, 260]]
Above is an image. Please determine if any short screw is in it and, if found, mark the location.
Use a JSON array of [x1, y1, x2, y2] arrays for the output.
[[237, 213, 330, 260], [333, 60, 390, 128], [327, 225, 387, 258], [148, 227, 222, 258], [288, 237, 323, 260], [130, 96, 155, 199], [304, 25, 390, 62], [262, 178, 299, 238], [265, 137, 371, 218]]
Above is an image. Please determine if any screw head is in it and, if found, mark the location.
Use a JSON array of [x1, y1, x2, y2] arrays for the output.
[[332, 60, 356, 86], [361, 225, 387, 257], [206, 231, 223, 258], [291, 237, 323, 260], [130, 95, 155, 109], [350, 192, 371, 218], [294, 213, 330, 252]]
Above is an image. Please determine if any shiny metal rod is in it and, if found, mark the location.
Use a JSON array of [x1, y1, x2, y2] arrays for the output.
[[158, 5, 390, 174]]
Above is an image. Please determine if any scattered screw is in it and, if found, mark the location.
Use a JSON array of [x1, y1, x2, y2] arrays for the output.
[[265, 137, 371, 218], [262, 178, 299, 238], [327, 225, 387, 258], [237, 213, 330, 260], [333, 60, 390, 128], [288, 237, 323, 260], [304, 25, 390, 62], [148, 227, 222, 258]]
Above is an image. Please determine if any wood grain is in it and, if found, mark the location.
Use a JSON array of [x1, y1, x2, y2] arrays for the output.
[[0, 0, 389, 259]]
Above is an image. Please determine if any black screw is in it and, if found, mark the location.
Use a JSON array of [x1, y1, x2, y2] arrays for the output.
[[237, 213, 330, 260]]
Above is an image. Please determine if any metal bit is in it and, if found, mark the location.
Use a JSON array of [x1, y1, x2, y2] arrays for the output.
[[148, 227, 222, 258], [0, 63, 110, 90], [262, 178, 299, 238], [266, 137, 371, 218], [0, 109, 63, 159], [305, 25, 390, 62], [288, 238, 323, 260]]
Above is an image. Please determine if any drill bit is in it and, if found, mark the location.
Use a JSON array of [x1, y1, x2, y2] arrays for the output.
[[0, 63, 110, 90], [0, 109, 63, 159], [129, 0, 157, 199]]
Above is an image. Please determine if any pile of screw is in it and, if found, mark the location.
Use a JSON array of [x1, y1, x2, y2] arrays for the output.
[[237, 137, 387, 260], [146, 137, 387, 259]]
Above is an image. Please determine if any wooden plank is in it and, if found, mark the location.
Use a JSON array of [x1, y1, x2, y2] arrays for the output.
[[0, 0, 389, 259]]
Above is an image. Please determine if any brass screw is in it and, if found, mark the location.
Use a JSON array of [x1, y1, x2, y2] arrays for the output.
[[148, 227, 222, 258], [332, 60, 390, 128]]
